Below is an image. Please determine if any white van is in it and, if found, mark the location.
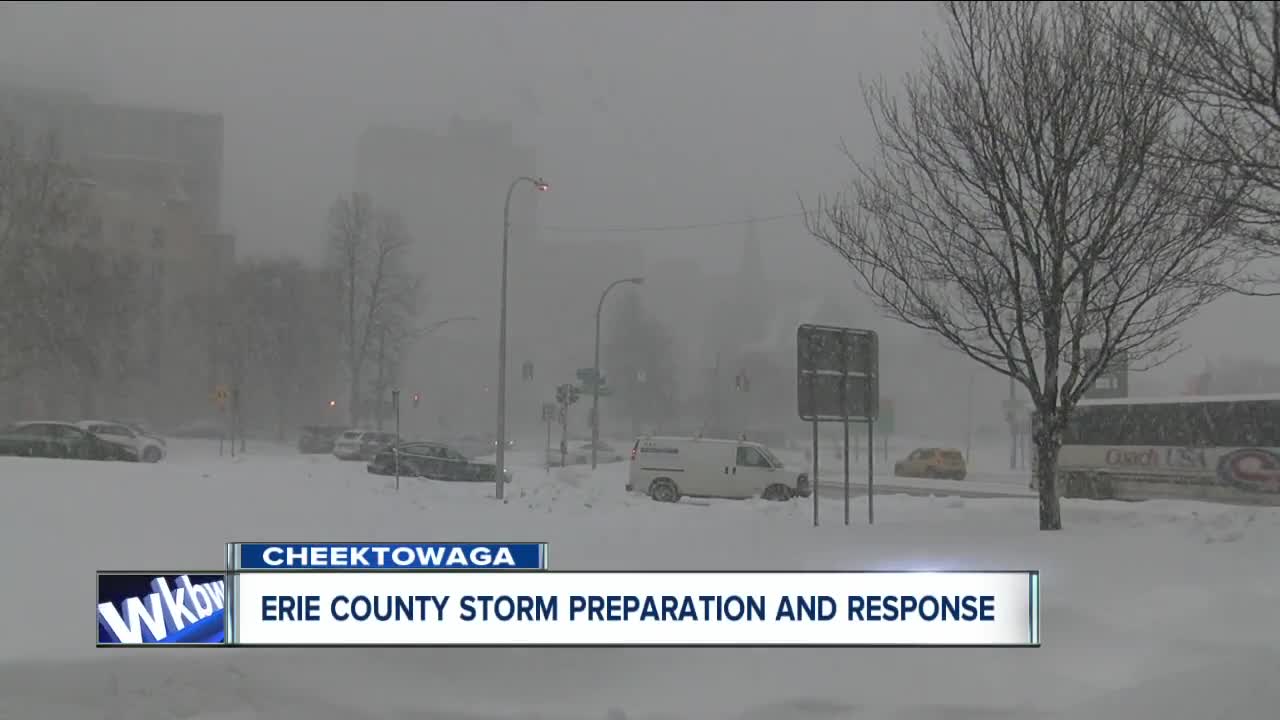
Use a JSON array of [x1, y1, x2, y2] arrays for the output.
[[626, 436, 811, 502]]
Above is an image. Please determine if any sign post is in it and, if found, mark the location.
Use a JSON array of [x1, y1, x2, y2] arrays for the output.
[[213, 384, 230, 457], [555, 383, 580, 468], [541, 402, 556, 472], [798, 324, 880, 527], [392, 389, 401, 491]]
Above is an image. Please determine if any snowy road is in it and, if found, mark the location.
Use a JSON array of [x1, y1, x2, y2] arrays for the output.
[[1, 443, 1277, 720], [816, 474, 1035, 500]]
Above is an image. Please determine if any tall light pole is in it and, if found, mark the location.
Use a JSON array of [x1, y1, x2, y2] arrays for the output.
[[592, 276, 644, 469], [496, 176, 549, 500]]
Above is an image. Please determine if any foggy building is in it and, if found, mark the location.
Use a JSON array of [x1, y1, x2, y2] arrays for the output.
[[354, 117, 542, 434], [0, 84, 225, 234], [78, 184, 233, 305], [354, 116, 540, 321]]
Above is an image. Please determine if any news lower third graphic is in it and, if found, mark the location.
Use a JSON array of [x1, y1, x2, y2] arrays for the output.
[[96, 543, 1041, 648], [228, 541, 548, 571], [97, 572, 227, 645]]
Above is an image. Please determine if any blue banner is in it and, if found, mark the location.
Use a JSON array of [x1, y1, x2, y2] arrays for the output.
[[232, 542, 547, 571], [97, 572, 227, 645]]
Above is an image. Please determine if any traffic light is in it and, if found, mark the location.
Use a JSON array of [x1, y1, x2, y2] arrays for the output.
[[327, 399, 337, 409], [522, 360, 534, 381], [556, 383, 581, 406], [412, 392, 421, 408]]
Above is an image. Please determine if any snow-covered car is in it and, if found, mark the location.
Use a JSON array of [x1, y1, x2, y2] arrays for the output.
[[2, 421, 137, 461], [76, 420, 166, 462], [547, 440, 625, 467], [116, 420, 167, 450], [367, 441, 512, 483], [333, 429, 398, 461]]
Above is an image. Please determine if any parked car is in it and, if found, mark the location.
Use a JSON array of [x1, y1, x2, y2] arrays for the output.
[[298, 425, 346, 454], [333, 430, 398, 461], [113, 419, 167, 449], [547, 440, 625, 467], [0, 421, 137, 461], [76, 420, 166, 462], [367, 441, 512, 483], [893, 447, 967, 481], [626, 436, 810, 502]]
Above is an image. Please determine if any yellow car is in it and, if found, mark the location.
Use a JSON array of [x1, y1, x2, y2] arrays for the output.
[[893, 447, 967, 481]]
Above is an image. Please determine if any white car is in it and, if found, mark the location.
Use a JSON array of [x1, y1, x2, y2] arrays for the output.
[[76, 420, 166, 462], [626, 435, 811, 503], [333, 429, 398, 461]]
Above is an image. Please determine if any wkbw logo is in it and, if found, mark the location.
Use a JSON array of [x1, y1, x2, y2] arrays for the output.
[[98, 574, 226, 644], [1216, 448, 1280, 494]]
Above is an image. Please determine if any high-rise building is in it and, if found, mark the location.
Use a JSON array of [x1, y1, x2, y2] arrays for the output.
[[0, 85, 225, 233], [355, 116, 540, 321], [354, 116, 541, 433]]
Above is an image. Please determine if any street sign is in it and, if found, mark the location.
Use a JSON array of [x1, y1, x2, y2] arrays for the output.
[[576, 368, 598, 384], [796, 324, 880, 529], [875, 398, 895, 435], [1082, 348, 1128, 399], [541, 402, 556, 422], [796, 325, 879, 422]]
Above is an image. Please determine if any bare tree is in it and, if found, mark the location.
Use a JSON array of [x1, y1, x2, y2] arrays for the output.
[[805, 1, 1245, 530], [367, 211, 423, 431], [39, 244, 145, 417], [225, 258, 338, 440], [1127, 1, 1280, 287], [0, 118, 87, 383], [326, 193, 420, 427]]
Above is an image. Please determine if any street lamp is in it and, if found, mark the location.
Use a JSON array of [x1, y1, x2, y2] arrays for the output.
[[496, 176, 549, 500], [592, 276, 644, 469]]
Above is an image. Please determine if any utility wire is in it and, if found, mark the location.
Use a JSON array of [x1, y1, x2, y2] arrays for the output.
[[535, 209, 816, 234]]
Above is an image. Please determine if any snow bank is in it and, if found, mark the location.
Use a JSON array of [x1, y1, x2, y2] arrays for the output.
[[0, 443, 1276, 720]]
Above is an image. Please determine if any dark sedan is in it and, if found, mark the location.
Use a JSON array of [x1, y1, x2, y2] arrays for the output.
[[367, 442, 511, 483], [0, 421, 137, 461]]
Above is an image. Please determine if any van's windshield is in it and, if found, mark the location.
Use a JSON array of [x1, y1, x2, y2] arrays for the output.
[[759, 446, 784, 468]]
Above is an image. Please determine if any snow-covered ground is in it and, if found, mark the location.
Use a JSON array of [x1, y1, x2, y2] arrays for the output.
[[2, 439, 1278, 719]]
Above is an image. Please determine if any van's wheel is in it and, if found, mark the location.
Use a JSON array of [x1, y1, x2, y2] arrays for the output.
[[762, 484, 793, 501], [648, 478, 680, 503], [142, 447, 162, 463]]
